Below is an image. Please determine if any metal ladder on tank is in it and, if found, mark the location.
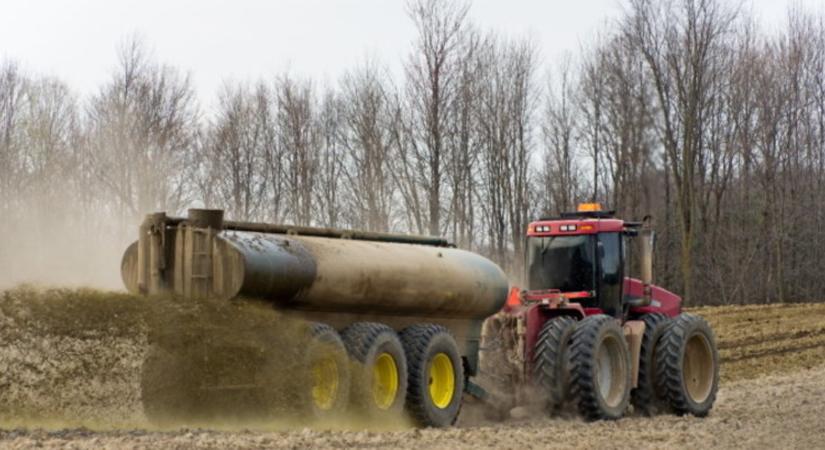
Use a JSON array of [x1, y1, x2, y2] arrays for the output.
[[188, 226, 213, 299]]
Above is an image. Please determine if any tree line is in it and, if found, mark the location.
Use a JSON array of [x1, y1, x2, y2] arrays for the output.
[[2, 0, 824, 305]]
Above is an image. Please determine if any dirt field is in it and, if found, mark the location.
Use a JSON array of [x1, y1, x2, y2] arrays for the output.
[[1, 287, 824, 449]]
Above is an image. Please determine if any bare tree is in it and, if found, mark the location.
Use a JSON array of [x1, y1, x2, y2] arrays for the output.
[[339, 62, 396, 231], [315, 87, 345, 228], [578, 46, 606, 205], [275, 74, 318, 226], [402, 0, 470, 235], [205, 82, 272, 221], [591, 34, 655, 219], [86, 37, 199, 222], [626, 0, 736, 303], [476, 35, 538, 270], [0, 60, 27, 217], [542, 57, 581, 215], [446, 27, 482, 249], [505, 39, 539, 273], [19, 78, 82, 222]]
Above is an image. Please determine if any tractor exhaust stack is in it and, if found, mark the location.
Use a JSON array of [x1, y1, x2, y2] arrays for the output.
[[639, 217, 655, 307]]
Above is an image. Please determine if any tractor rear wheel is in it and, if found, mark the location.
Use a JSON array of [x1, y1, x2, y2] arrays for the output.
[[532, 316, 577, 412], [341, 322, 408, 418], [569, 315, 631, 420], [655, 313, 719, 416], [631, 313, 670, 415], [400, 324, 464, 427]]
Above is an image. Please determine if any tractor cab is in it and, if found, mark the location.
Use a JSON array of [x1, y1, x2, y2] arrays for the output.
[[524, 203, 680, 318]]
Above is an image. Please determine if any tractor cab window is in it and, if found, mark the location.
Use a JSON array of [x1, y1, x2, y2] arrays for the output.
[[526, 235, 595, 293]]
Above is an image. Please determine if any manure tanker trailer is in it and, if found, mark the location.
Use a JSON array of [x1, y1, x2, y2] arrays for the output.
[[122, 208, 508, 427], [123, 205, 719, 427]]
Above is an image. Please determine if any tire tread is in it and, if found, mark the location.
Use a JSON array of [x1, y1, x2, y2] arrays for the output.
[[532, 316, 577, 411], [400, 323, 463, 427], [631, 313, 670, 415], [568, 314, 630, 421], [654, 313, 719, 417]]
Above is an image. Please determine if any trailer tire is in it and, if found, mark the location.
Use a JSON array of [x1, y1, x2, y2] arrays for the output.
[[532, 316, 577, 412], [141, 343, 204, 424], [631, 313, 670, 415], [655, 313, 719, 417], [569, 314, 631, 421], [342, 322, 408, 417], [295, 322, 351, 420], [400, 324, 464, 427]]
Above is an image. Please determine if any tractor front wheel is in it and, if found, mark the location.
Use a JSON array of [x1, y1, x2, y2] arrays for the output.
[[532, 316, 577, 413]]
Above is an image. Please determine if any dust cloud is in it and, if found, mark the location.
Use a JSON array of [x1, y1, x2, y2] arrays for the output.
[[0, 211, 132, 291]]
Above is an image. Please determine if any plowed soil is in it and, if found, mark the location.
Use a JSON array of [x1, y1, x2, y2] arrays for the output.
[[694, 302, 825, 382], [1, 287, 824, 449]]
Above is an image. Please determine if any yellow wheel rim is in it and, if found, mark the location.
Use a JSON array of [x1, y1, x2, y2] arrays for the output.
[[311, 356, 339, 411], [428, 353, 455, 409], [373, 353, 399, 409]]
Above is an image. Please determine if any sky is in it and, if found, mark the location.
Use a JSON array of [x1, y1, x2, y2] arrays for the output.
[[1, 0, 824, 110]]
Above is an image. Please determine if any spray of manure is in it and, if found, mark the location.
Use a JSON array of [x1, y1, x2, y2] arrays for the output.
[[0, 285, 412, 431]]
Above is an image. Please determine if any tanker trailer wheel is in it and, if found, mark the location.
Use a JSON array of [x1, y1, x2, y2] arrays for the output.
[[531, 316, 577, 412], [630, 313, 670, 415], [400, 324, 464, 427], [141, 343, 204, 424], [341, 322, 408, 418], [569, 315, 631, 420], [655, 313, 719, 416], [296, 323, 351, 420]]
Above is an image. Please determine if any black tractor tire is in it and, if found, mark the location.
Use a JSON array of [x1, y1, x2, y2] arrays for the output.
[[341, 322, 408, 418], [569, 314, 632, 421], [400, 324, 464, 427], [531, 316, 577, 412], [655, 313, 719, 417], [292, 322, 351, 420], [630, 313, 671, 415]]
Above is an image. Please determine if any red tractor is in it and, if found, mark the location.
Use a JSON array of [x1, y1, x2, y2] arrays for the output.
[[478, 203, 719, 420]]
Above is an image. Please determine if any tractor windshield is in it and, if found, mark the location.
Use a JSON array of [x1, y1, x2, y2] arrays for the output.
[[526, 235, 595, 293]]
